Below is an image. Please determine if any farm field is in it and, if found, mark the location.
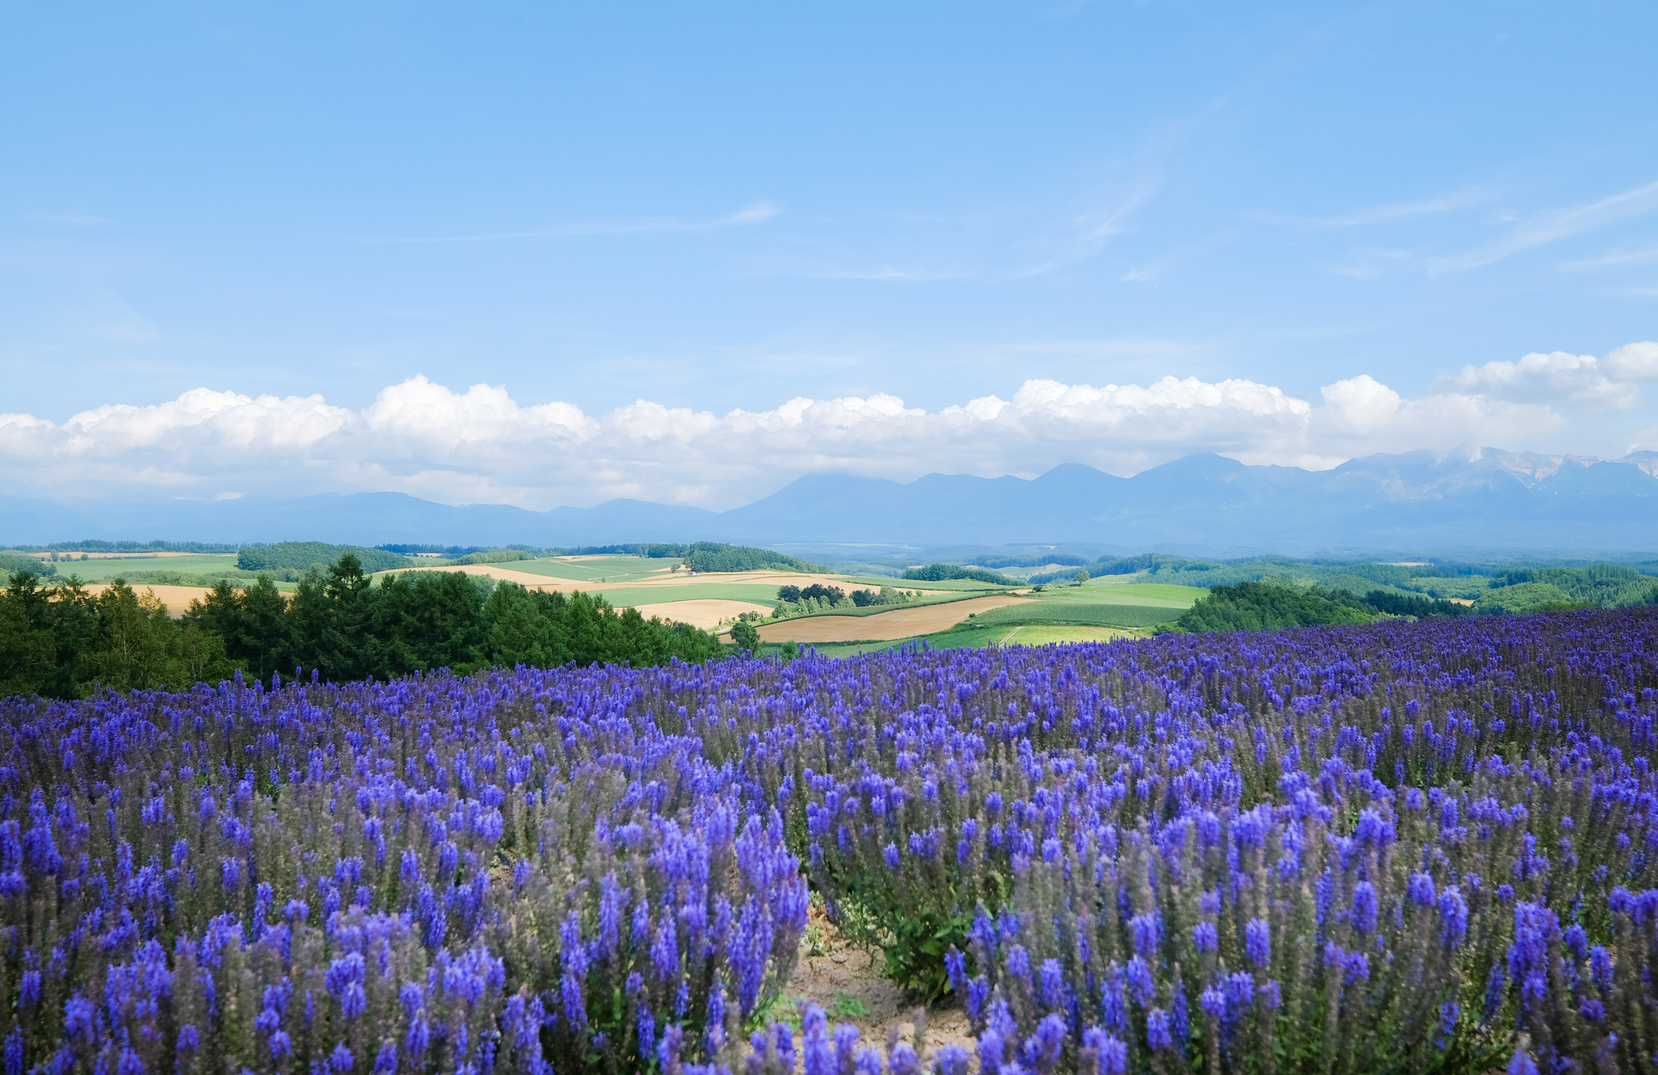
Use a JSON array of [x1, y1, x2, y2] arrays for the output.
[[627, 597, 772, 629], [19, 552, 242, 580], [10, 551, 999, 631], [495, 554, 680, 583], [1081, 580, 1210, 603], [82, 582, 230, 613], [962, 580, 1202, 630], [746, 576, 1203, 648], [1, 608, 1652, 1073], [381, 557, 980, 631], [754, 593, 1032, 641], [993, 623, 1141, 645]]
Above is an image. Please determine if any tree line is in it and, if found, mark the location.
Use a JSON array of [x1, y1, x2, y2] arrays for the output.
[[774, 583, 910, 611], [0, 555, 722, 699], [900, 563, 1017, 585], [1173, 581, 1475, 633]]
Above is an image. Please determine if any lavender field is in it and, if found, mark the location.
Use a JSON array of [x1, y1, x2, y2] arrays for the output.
[[2, 608, 1656, 1074]]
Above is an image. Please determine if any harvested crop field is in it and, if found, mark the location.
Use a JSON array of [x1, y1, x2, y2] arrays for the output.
[[85, 583, 216, 616], [628, 598, 772, 629], [756, 594, 1031, 641], [390, 563, 964, 601]]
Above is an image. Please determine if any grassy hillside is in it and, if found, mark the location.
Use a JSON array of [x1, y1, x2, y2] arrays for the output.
[[499, 556, 681, 583], [971, 600, 1179, 629]]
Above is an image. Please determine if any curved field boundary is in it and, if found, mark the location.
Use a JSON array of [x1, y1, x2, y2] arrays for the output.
[[997, 625, 1141, 646], [386, 563, 963, 597], [756, 595, 1032, 642], [629, 599, 773, 630], [972, 601, 1181, 629]]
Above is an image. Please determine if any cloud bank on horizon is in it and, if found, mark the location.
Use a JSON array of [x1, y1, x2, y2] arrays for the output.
[[5, 342, 1656, 512]]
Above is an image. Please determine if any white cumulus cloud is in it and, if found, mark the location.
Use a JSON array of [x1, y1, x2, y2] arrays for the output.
[[5, 345, 1656, 509], [1444, 344, 1657, 411]]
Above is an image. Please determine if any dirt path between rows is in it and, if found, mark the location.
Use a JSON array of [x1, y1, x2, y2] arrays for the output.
[[767, 901, 974, 1070], [756, 595, 1032, 642]]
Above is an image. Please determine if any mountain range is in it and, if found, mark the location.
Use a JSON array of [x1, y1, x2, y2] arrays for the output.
[[6, 448, 1658, 557]]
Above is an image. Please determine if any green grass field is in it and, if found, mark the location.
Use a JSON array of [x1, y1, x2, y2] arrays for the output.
[[788, 620, 1144, 659], [476, 556, 679, 583], [32, 553, 243, 581], [1082, 581, 1209, 604], [757, 575, 1206, 647], [791, 623, 1011, 658], [995, 625, 1140, 645], [876, 576, 1010, 591], [974, 603, 1177, 628]]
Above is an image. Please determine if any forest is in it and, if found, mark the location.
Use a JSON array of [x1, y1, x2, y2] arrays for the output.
[[1169, 580, 1487, 632], [901, 563, 1018, 585], [0, 555, 721, 699]]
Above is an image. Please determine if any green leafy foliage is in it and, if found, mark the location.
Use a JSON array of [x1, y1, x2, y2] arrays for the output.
[[4, 539, 236, 553], [1491, 564, 1658, 607], [1471, 581, 1583, 614], [0, 553, 53, 578], [0, 573, 233, 696], [1356, 589, 1473, 618], [900, 563, 1017, 585], [776, 584, 844, 604], [236, 541, 410, 574], [824, 991, 869, 1021], [443, 548, 539, 565], [684, 542, 827, 573], [1176, 581, 1378, 632], [89, 569, 262, 587], [2, 555, 724, 698], [730, 618, 761, 652]]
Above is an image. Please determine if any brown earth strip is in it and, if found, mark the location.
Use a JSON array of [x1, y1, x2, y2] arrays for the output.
[[756, 595, 1032, 642]]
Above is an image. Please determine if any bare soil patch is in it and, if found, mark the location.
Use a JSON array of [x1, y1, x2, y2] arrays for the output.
[[757, 595, 1032, 642], [628, 599, 773, 630], [763, 901, 973, 1070]]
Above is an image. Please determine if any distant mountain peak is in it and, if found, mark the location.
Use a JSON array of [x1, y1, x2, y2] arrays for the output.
[[4, 448, 1658, 556]]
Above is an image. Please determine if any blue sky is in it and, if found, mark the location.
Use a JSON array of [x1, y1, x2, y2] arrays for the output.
[[4, 2, 1658, 508]]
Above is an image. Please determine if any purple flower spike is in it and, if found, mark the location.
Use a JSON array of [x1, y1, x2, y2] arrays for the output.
[[1146, 1008, 1173, 1050], [1245, 918, 1270, 968]]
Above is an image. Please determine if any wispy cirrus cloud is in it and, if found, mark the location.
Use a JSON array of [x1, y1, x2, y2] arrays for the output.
[[1562, 241, 1658, 270], [1255, 188, 1488, 230], [1319, 247, 1412, 279], [1432, 179, 1658, 273], [377, 199, 781, 243]]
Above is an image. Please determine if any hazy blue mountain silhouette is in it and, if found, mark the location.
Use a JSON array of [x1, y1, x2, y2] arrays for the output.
[[5, 449, 1658, 556]]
